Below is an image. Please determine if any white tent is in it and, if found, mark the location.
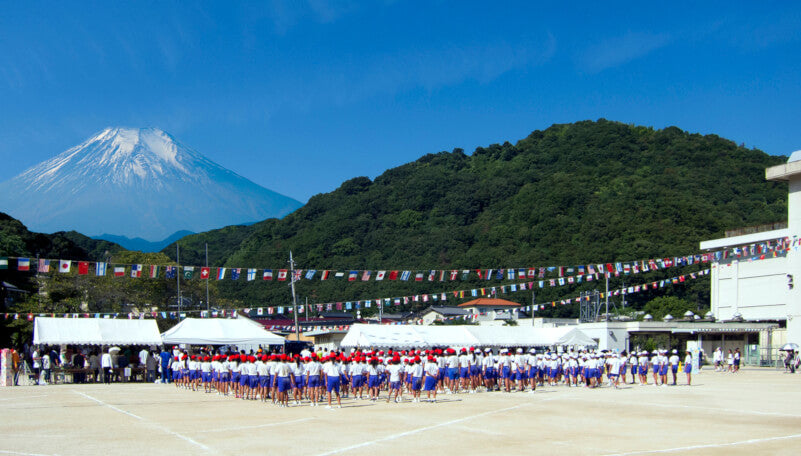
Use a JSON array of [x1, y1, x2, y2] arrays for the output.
[[161, 318, 285, 346], [340, 324, 597, 349], [33, 317, 162, 346]]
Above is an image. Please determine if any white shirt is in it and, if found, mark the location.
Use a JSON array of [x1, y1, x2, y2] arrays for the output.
[[412, 363, 424, 377], [322, 361, 340, 377], [101, 353, 112, 368], [387, 364, 402, 382], [669, 355, 680, 366], [424, 361, 438, 377]]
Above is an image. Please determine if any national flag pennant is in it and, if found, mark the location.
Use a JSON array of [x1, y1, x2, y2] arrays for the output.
[[400, 271, 411, 281], [96, 262, 107, 276], [263, 269, 273, 280], [231, 268, 241, 280], [292, 269, 302, 282], [247, 269, 256, 281], [320, 270, 330, 280], [165, 266, 176, 279], [375, 270, 385, 281], [517, 269, 526, 279], [17, 258, 30, 271], [348, 271, 358, 281], [277, 269, 288, 281], [450, 270, 459, 280], [389, 270, 399, 281], [114, 266, 126, 277], [149, 265, 160, 278], [59, 260, 71, 273], [183, 266, 194, 279], [361, 270, 371, 281], [428, 270, 436, 281], [217, 268, 226, 280], [414, 272, 423, 282], [200, 267, 211, 279], [131, 264, 143, 278], [38, 259, 50, 273], [305, 269, 316, 280], [334, 271, 345, 279], [78, 261, 89, 275], [0, 257, 7, 269]]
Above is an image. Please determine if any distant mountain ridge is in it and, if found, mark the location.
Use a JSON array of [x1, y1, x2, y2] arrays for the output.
[[93, 230, 195, 252], [0, 127, 303, 242]]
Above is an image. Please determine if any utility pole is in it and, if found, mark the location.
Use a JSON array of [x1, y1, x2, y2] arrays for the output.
[[205, 243, 210, 311], [176, 244, 181, 314], [289, 251, 300, 341]]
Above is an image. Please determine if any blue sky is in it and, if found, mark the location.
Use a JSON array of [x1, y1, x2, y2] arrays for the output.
[[1, 1, 799, 202]]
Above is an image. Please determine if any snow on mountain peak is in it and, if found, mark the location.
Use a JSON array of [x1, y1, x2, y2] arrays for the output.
[[0, 128, 303, 241]]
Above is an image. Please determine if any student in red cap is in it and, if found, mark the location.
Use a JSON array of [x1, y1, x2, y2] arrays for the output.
[[386, 356, 403, 403], [423, 355, 440, 402], [411, 356, 424, 402], [322, 355, 342, 409]]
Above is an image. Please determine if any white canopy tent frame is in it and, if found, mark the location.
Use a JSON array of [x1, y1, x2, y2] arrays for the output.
[[340, 324, 597, 349], [33, 317, 163, 346], [160, 318, 285, 346]]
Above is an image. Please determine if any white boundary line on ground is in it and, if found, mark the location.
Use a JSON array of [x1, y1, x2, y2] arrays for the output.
[[72, 391, 212, 452], [312, 403, 530, 456], [602, 433, 801, 455], [199, 417, 314, 433]]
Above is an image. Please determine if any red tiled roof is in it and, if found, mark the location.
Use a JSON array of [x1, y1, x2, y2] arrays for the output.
[[457, 298, 521, 308]]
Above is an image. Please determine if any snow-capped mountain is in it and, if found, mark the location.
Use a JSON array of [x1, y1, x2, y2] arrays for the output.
[[0, 127, 303, 245]]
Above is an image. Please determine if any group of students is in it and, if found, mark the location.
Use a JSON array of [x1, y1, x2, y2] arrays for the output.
[[166, 345, 696, 408]]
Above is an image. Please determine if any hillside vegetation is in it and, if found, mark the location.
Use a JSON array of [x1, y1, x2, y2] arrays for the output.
[[163, 120, 787, 314]]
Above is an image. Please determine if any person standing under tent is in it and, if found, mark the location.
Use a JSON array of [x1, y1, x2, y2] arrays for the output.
[[101, 349, 113, 385], [41, 350, 52, 384], [684, 350, 693, 385]]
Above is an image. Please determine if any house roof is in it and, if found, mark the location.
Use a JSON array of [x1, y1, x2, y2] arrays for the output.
[[457, 298, 521, 308], [422, 306, 469, 316]]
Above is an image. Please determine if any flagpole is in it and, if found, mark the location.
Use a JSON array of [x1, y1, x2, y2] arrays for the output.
[[289, 251, 300, 341], [205, 243, 210, 311]]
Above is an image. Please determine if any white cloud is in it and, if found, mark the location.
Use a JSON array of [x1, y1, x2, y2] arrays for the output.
[[579, 31, 672, 73]]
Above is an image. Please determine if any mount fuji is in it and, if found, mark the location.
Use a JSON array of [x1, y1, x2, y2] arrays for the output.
[[0, 127, 303, 250]]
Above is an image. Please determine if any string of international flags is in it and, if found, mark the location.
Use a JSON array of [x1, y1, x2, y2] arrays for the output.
[[1, 234, 787, 283], [0, 236, 789, 323], [2, 267, 710, 325]]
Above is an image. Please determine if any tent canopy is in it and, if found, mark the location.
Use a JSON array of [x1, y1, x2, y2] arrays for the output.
[[33, 317, 162, 346], [161, 318, 285, 346], [340, 324, 597, 349]]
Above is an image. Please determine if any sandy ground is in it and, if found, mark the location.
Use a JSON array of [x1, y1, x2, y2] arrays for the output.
[[1, 368, 800, 456]]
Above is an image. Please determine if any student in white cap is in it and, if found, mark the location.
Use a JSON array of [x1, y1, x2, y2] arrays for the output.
[[669, 349, 680, 385]]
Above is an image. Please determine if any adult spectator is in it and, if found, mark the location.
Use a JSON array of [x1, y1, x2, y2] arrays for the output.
[[73, 351, 86, 384], [32, 347, 42, 383], [41, 350, 52, 384], [146, 351, 157, 383], [118, 354, 130, 382], [89, 351, 100, 382], [160, 347, 172, 383], [101, 349, 113, 384], [11, 348, 20, 386], [139, 347, 149, 367]]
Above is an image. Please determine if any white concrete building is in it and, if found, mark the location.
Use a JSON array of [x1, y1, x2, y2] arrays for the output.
[[701, 151, 801, 348]]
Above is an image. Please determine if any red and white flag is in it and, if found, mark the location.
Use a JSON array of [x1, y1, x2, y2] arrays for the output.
[[200, 267, 210, 279], [131, 264, 142, 278], [277, 269, 288, 281], [114, 266, 125, 277], [59, 260, 71, 273]]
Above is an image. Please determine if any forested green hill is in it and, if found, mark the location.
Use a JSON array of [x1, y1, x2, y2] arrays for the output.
[[164, 120, 788, 316]]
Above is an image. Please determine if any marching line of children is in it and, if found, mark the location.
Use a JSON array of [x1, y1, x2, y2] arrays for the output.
[[168, 346, 696, 408]]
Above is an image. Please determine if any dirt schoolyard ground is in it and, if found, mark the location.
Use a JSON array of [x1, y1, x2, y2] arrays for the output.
[[1, 368, 800, 455]]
